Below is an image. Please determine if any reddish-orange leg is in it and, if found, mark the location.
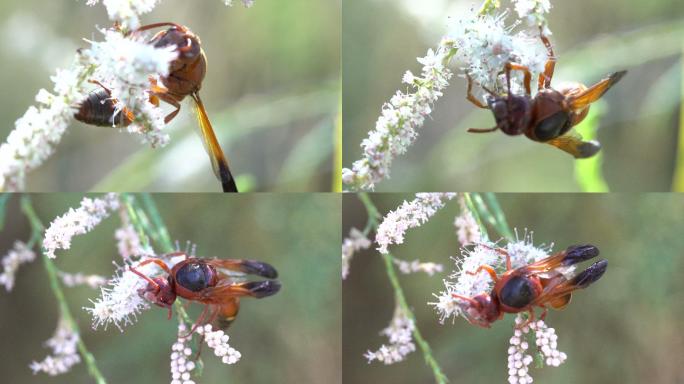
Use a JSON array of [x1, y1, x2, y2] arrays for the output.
[[475, 243, 513, 271], [505, 62, 532, 97], [538, 28, 556, 90]]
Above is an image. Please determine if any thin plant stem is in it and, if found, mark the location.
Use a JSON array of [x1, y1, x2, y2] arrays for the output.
[[141, 194, 173, 251], [673, 46, 684, 191], [333, 84, 343, 192], [0, 194, 10, 230], [482, 193, 514, 241], [20, 196, 107, 384], [357, 193, 448, 384]]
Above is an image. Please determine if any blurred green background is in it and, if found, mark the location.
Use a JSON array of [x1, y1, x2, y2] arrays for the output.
[[0, 193, 341, 383], [343, 0, 684, 191], [343, 193, 684, 383], [0, 0, 340, 191]]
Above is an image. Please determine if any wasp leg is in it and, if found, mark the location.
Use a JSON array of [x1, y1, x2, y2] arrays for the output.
[[150, 91, 182, 124], [465, 75, 488, 109], [467, 127, 499, 133], [475, 243, 513, 271], [466, 264, 500, 283], [538, 28, 556, 90], [88, 79, 113, 96], [505, 62, 532, 96], [130, 258, 172, 276]]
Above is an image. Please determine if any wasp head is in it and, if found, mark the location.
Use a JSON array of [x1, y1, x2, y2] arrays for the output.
[[138, 276, 177, 309], [457, 293, 501, 328], [487, 94, 531, 136]]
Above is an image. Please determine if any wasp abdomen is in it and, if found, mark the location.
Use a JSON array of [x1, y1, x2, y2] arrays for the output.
[[74, 89, 132, 127]]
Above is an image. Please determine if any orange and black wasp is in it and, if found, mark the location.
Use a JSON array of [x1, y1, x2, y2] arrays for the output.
[[452, 244, 607, 328], [131, 252, 281, 334], [75, 23, 237, 192], [466, 31, 626, 158]]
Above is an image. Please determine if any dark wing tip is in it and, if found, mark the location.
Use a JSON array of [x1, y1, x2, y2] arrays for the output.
[[245, 280, 281, 298], [219, 162, 238, 193], [242, 260, 278, 279], [562, 244, 600, 266], [572, 259, 608, 288], [575, 140, 601, 159], [609, 70, 628, 85]]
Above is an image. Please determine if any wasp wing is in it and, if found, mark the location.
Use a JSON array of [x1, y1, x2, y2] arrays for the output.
[[191, 92, 238, 192], [520, 245, 600, 274], [568, 71, 626, 110], [199, 279, 281, 302], [546, 131, 601, 159], [531, 259, 607, 308], [205, 258, 278, 279]]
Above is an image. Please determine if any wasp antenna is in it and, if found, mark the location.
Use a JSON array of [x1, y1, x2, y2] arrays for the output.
[[562, 244, 600, 265], [571, 259, 607, 288], [244, 280, 282, 298]]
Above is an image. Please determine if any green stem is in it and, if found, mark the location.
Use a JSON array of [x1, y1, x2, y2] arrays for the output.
[[483, 193, 514, 241], [358, 193, 448, 384], [141, 194, 173, 251], [333, 84, 343, 192], [673, 46, 684, 191], [382, 252, 448, 384], [20, 196, 107, 384]]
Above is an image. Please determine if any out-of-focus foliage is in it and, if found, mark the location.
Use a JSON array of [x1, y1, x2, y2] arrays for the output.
[[343, 193, 684, 383], [0, 193, 341, 384], [343, 0, 684, 191], [0, 0, 340, 191]]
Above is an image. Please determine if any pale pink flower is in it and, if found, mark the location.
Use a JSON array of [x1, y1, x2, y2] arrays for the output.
[[0, 241, 36, 291], [364, 308, 416, 365], [30, 319, 81, 376], [342, 227, 371, 279]]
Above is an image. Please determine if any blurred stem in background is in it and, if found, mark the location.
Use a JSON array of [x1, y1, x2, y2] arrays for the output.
[[19, 196, 107, 384], [574, 102, 610, 192], [672, 45, 684, 191], [334, 84, 343, 192]]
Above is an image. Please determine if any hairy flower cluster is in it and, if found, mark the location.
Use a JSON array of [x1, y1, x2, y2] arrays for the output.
[[58, 271, 108, 289], [30, 319, 81, 376], [0, 26, 178, 190], [170, 324, 197, 384], [223, 0, 255, 7], [86, 0, 255, 29], [364, 308, 416, 365], [376, 193, 456, 254], [507, 315, 566, 383], [447, 7, 549, 95], [84, 29, 179, 147], [43, 194, 121, 259], [513, 0, 552, 26], [430, 232, 561, 323], [196, 324, 242, 365], [115, 223, 148, 259], [0, 241, 36, 291], [394, 258, 443, 276], [342, 41, 456, 191], [342, 227, 371, 279], [86, 254, 183, 331], [454, 195, 481, 246]]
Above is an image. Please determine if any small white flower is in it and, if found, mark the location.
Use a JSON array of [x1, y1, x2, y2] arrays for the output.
[[170, 324, 197, 384], [376, 193, 456, 254], [223, 0, 255, 7], [447, 8, 549, 94], [454, 195, 482, 246], [115, 223, 149, 260], [364, 307, 416, 365], [394, 258, 443, 276], [342, 41, 456, 191], [58, 271, 108, 289], [43, 194, 121, 259], [196, 324, 242, 365], [30, 319, 81, 376], [85, 254, 184, 331], [0, 241, 36, 291], [342, 227, 371, 279]]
